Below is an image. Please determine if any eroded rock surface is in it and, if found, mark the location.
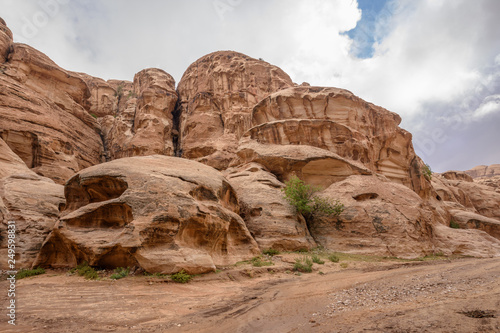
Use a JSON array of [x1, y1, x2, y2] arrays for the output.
[[34, 155, 259, 274], [0, 43, 103, 183], [0, 139, 64, 269], [177, 51, 294, 169], [100, 68, 178, 160], [224, 163, 316, 251]]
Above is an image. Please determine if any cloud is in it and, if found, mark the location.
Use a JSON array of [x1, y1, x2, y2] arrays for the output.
[[1, 0, 499, 172]]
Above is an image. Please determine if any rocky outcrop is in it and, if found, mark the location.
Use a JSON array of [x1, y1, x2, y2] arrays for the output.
[[34, 155, 260, 274], [245, 86, 431, 197], [177, 51, 294, 169], [465, 164, 500, 179], [100, 68, 178, 160], [0, 17, 12, 63], [0, 43, 103, 184], [224, 163, 316, 251], [308, 175, 436, 258], [0, 139, 64, 269]]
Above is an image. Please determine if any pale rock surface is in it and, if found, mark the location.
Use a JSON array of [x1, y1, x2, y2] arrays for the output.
[[0, 43, 102, 183], [177, 51, 294, 170], [0, 17, 12, 63], [309, 175, 500, 257], [100, 68, 178, 160], [235, 138, 372, 187], [34, 155, 260, 274], [224, 163, 316, 251], [248, 86, 431, 197], [0, 139, 64, 269], [308, 175, 436, 258], [465, 164, 500, 179]]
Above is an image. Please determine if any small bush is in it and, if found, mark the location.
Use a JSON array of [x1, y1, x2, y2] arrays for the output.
[[251, 256, 274, 267], [16, 267, 45, 279], [171, 270, 192, 283], [90, 113, 97, 119], [328, 254, 340, 263], [75, 262, 99, 280], [262, 248, 280, 256], [340, 263, 348, 269], [282, 176, 344, 218], [450, 219, 461, 229], [311, 254, 325, 265], [421, 163, 432, 180], [293, 256, 313, 273], [110, 267, 130, 280]]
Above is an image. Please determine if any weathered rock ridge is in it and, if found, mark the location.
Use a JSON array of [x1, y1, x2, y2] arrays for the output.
[[1, 17, 499, 272]]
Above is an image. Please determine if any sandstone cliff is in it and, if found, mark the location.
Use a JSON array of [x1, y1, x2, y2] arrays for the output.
[[1, 17, 499, 272]]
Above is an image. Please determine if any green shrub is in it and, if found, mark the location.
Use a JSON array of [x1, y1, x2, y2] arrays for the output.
[[110, 267, 130, 280], [293, 256, 313, 273], [251, 256, 274, 267], [171, 270, 192, 283], [262, 248, 280, 256], [90, 113, 97, 119], [311, 254, 325, 265], [421, 163, 432, 180], [74, 262, 99, 280], [450, 219, 461, 229], [340, 263, 348, 269], [328, 254, 340, 263], [282, 176, 344, 218], [16, 267, 45, 279]]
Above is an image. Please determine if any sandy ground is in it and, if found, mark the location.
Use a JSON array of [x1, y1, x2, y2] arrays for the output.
[[1, 256, 499, 333]]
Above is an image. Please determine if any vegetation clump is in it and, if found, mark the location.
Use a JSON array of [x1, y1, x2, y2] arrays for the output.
[[110, 267, 130, 280], [450, 219, 461, 229], [171, 270, 193, 283], [16, 267, 45, 279], [421, 163, 432, 180], [251, 256, 274, 267], [262, 248, 280, 256], [282, 176, 344, 218], [328, 254, 340, 263], [311, 254, 325, 265], [71, 262, 99, 280], [293, 256, 313, 273]]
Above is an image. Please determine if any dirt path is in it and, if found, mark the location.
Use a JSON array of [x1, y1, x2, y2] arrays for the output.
[[1, 257, 499, 332]]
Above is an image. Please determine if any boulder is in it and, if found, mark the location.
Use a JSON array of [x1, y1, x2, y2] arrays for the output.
[[34, 155, 260, 274], [308, 175, 437, 258], [177, 51, 294, 170], [224, 163, 316, 251], [0, 138, 64, 269]]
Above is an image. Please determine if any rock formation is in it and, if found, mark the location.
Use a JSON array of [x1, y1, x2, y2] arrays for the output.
[[34, 155, 259, 274], [177, 51, 294, 169], [0, 139, 64, 269], [0, 43, 103, 184], [1, 17, 499, 271]]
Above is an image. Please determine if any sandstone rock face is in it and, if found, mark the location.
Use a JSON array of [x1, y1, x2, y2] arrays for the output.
[[0, 17, 12, 63], [177, 51, 294, 169], [224, 163, 316, 251], [100, 69, 178, 160], [235, 139, 372, 187], [34, 155, 259, 274], [0, 139, 64, 269], [308, 175, 436, 258], [246, 86, 431, 197], [0, 43, 103, 184], [309, 174, 500, 257], [465, 164, 500, 179]]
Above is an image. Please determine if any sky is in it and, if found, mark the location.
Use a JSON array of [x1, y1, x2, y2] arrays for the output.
[[1, 0, 499, 172]]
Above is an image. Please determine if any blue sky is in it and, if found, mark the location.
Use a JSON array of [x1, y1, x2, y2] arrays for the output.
[[344, 0, 391, 58], [1, 0, 499, 172]]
